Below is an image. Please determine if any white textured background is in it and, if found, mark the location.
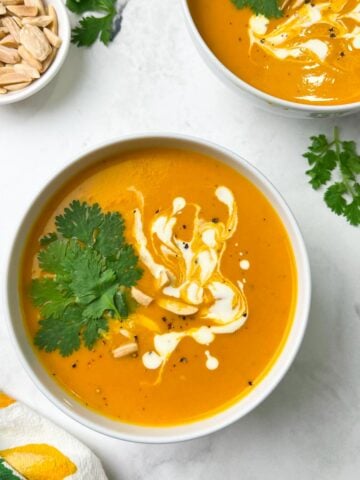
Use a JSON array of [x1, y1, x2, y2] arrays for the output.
[[1, 1, 360, 478]]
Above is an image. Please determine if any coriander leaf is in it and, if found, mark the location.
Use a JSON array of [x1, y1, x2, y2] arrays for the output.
[[231, 0, 282, 19], [31, 200, 143, 356], [40, 232, 58, 246], [38, 238, 70, 274], [31, 278, 73, 318], [66, 0, 107, 14], [324, 183, 347, 215], [307, 134, 329, 154], [82, 316, 108, 349], [345, 200, 360, 226], [82, 283, 118, 319], [71, 14, 114, 47], [69, 247, 116, 304], [304, 127, 360, 227], [108, 244, 143, 287], [55, 200, 103, 245], [306, 163, 333, 189], [304, 149, 337, 189], [34, 306, 84, 356], [38, 239, 83, 287], [114, 289, 129, 319], [94, 211, 125, 258]]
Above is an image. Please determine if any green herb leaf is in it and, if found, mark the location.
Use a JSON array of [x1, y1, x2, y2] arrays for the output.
[[55, 200, 103, 245], [66, 0, 117, 47], [94, 211, 125, 258], [231, 0, 282, 19], [34, 306, 84, 356], [40, 232, 57, 246], [71, 14, 114, 47], [114, 289, 129, 319], [31, 201, 143, 356], [107, 244, 143, 287], [82, 316, 109, 349], [304, 127, 360, 226], [68, 248, 115, 304], [82, 283, 118, 319], [31, 278, 73, 318], [345, 199, 360, 226], [324, 182, 347, 215], [66, 0, 107, 14]]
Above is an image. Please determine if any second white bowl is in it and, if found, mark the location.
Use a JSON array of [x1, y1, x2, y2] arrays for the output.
[[181, 0, 360, 119]]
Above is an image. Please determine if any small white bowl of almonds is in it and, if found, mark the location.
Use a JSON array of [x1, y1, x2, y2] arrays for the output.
[[0, 0, 70, 104]]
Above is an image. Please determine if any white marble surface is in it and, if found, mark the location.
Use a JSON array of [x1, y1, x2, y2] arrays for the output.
[[1, 0, 360, 478]]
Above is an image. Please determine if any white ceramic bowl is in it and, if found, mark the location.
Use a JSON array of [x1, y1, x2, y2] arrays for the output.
[[0, 0, 70, 105], [181, 0, 360, 119], [5, 134, 311, 443]]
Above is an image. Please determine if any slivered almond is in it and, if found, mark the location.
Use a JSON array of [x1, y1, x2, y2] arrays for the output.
[[40, 44, 55, 72], [25, 0, 44, 15], [14, 61, 39, 78], [0, 65, 14, 73], [0, 71, 30, 84], [112, 342, 138, 358], [0, 44, 19, 63], [7, 5, 38, 16], [2, 16, 20, 42], [43, 26, 60, 48], [131, 287, 153, 306], [2, 0, 23, 5], [4, 80, 30, 90], [22, 14, 51, 27], [157, 298, 198, 316], [19, 24, 50, 60], [18, 44, 41, 69], [12, 16, 23, 27], [0, 3, 6, 15], [0, 28, 9, 39], [0, 33, 16, 47], [119, 328, 133, 339], [48, 5, 57, 34]]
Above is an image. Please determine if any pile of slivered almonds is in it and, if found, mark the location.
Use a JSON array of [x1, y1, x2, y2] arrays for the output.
[[0, 0, 61, 94]]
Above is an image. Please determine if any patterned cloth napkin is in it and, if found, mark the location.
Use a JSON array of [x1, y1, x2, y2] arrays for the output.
[[0, 392, 108, 479]]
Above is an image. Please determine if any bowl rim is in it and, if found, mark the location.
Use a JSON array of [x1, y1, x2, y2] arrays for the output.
[[4, 132, 311, 443], [0, 0, 71, 105], [181, 0, 360, 114]]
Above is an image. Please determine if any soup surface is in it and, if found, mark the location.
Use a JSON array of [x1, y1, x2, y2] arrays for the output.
[[21, 147, 297, 426], [188, 0, 360, 105]]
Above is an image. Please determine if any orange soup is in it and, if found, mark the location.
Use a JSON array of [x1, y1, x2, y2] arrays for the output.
[[21, 147, 297, 426], [188, 0, 360, 105]]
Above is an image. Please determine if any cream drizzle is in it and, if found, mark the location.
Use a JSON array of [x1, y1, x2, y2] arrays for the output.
[[205, 350, 219, 370], [129, 186, 248, 373], [248, 1, 360, 64], [240, 259, 250, 270]]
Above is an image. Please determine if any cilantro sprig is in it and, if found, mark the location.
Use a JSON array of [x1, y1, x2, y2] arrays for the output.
[[231, 0, 283, 19], [66, 0, 120, 47], [31, 201, 143, 356], [304, 127, 360, 226]]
